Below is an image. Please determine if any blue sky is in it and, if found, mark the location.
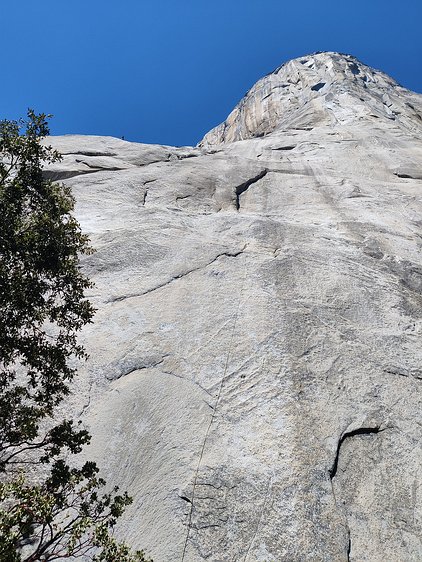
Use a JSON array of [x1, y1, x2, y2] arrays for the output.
[[1, 0, 421, 147]]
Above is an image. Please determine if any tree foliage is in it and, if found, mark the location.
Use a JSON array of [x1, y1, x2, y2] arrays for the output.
[[0, 111, 149, 561]]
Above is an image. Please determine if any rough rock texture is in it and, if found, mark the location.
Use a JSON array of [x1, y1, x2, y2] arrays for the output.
[[200, 51, 422, 146], [48, 52, 422, 561]]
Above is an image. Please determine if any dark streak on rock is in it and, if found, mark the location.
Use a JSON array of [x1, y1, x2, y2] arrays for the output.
[[394, 172, 417, 179], [347, 530, 352, 562], [384, 367, 408, 378], [271, 145, 296, 151], [311, 82, 326, 92], [262, 92, 273, 101], [180, 495, 193, 504], [62, 151, 118, 157], [383, 366, 422, 381]]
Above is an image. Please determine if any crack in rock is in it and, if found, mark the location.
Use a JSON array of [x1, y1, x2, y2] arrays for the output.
[[271, 145, 296, 151], [142, 179, 158, 205], [330, 425, 387, 561], [235, 170, 268, 210], [329, 426, 382, 480], [62, 150, 118, 157], [383, 365, 422, 380], [180, 495, 193, 505], [347, 530, 351, 562], [108, 249, 245, 303], [75, 158, 127, 171], [43, 168, 123, 180], [110, 356, 168, 381], [394, 172, 422, 180]]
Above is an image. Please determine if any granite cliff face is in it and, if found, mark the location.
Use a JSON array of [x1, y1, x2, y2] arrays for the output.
[[47, 52, 422, 561], [201, 51, 422, 146]]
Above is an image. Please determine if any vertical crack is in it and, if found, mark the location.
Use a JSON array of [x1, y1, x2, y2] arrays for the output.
[[180, 254, 248, 562], [329, 425, 388, 562], [142, 179, 157, 205]]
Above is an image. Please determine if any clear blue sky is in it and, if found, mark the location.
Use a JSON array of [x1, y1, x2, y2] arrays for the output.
[[1, 0, 421, 147]]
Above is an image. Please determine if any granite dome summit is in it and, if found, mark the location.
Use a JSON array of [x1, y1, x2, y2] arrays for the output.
[[201, 51, 422, 145], [46, 53, 422, 561]]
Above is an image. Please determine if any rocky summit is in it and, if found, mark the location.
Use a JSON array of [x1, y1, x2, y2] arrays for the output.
[[46, 52, 422, 561]]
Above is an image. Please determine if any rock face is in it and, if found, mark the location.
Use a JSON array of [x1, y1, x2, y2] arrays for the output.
[[48, 52, 422, 561], [200, 51, 422, 145]]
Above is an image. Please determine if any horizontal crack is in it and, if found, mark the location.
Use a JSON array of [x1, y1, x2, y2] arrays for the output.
[[383, 367, 422, 380], [114, 356, 167, 380], [393, 172, 421, 180], [62, 150, 118, 157], [43, 168, 124, 180], [74, 159, 126, 171], [271, 145, 296, 151], [192, 524, 220, 530]]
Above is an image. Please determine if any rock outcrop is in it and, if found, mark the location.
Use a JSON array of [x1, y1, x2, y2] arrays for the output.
[[48, 52, 422, 561], [200, 51, 422, 145]]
